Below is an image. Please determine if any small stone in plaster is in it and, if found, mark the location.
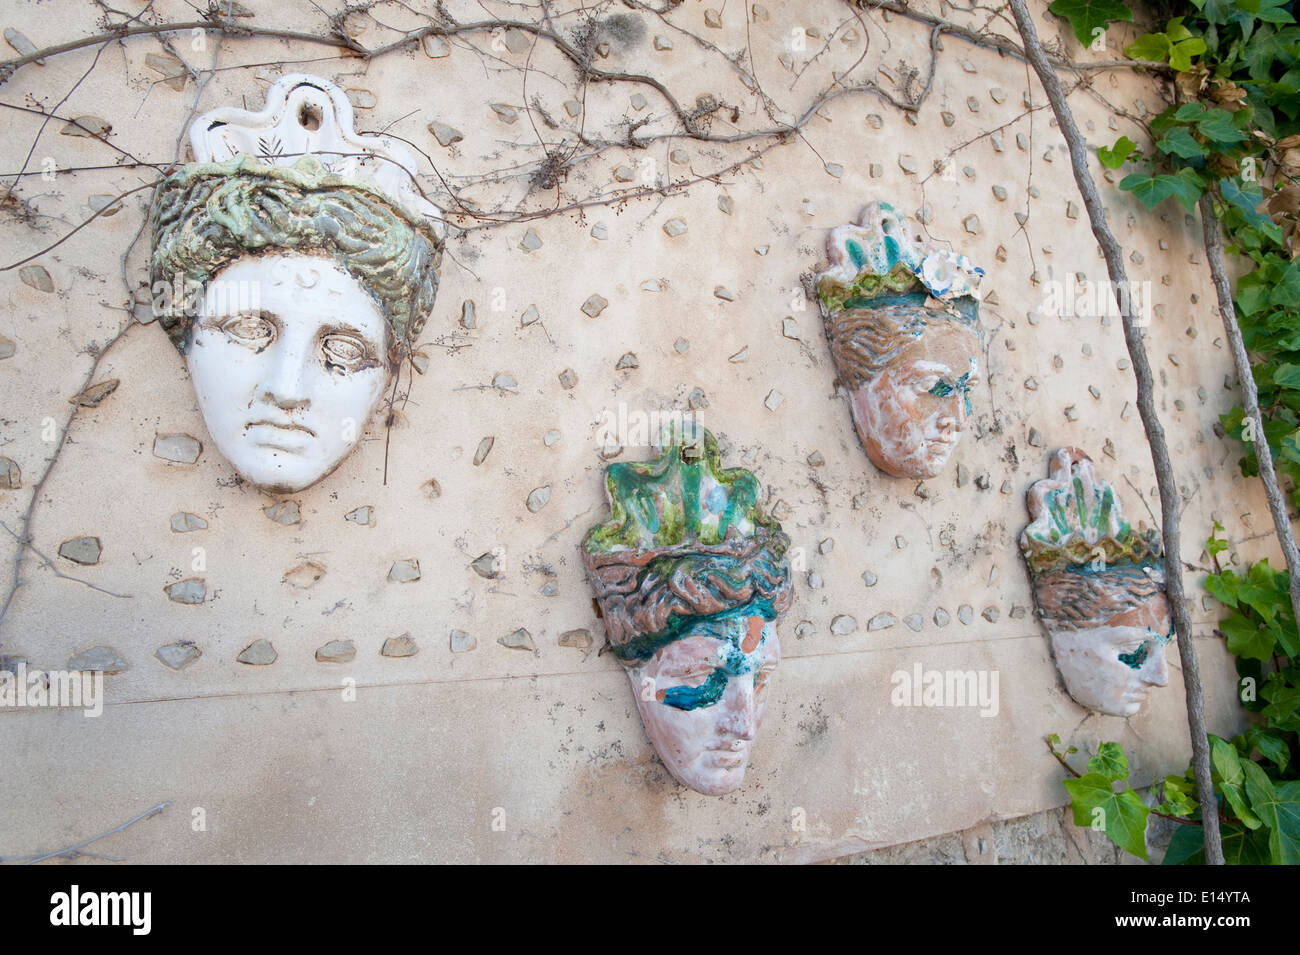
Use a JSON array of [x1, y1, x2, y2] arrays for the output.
[[869, 163, 883, 178], [1065, 406, 1080, 422], [423, 478, 442, 499], [170, 512, 207, 533], [963, 215, 981, 234], [155, 642, 201, 671], [764, 389, 784, 411], [0, 335, 13, 359], [1001, 480, 1014, 495], [316, 639, 356, 663], [934, 607, 951, 627], [471, 552, 503, 579], [958, 605, 974, 625], [1121, 402, 1133, 420], [499, 628, 537, 652], [1015, 212, 1029, 227], [1016, 132, 1029, 151], [345, 506, 375, 526], [905, 614, 924, 632], [520, 305, 540, 326], [591, 222, 609, 240], [807, 450, 825, 467], [389, 559, 421, 583], [982, 606, 1000, 623], [564, 99, 582, 117], [519, 228, 542, 251], [58, 536, 102, 565], [541, 581, 559, 597], [1066, 201, 1080, 219], [801, 199, 816, 215], [346, 89, 377, 110], [670, 148, 689, 164], [728, 346, 749, 363], [966, 96, 980, 113], [1010, 605, 1027, 620], [868, 613, 896, 631], [61, 115, 110, 138], [898, 154, 918, 174], [778, 52, 793, 70], [1103, 439, 1116, 458], [704, 8, 723, 27], [559, 629, 593, 651], [616, 352, 639, 370], [862, 571, 878, 587], [543, 429, 561, 447], [674, 338, 690, 354], [941, 112, 955, 127], [630, 93, 647, 111], [754, 245, 770, 256], [959, 58, 977, 72], [831, 614, 858, 635], [867, 114, 883, 129], [975, 472, 991, 490], [491, 103, 519, 124], [663, 218, 688, 237], [283, 563, 324, 590], [410, 351, 430, 374], [717, 195, 735, 215], [264, 500, 300, 525], [526, 486, 552, 513], [558, 368, 578, 389], [237, 639, 277, 666], [753, 4, 770, 20], [581, 294, 609, 317], [382, 634, 419, 658], [654, 34, 673, 50], [459, 300, 476, 329], [450, 629, 476, 652], [1028, 428, 1045, 447], [422, 35, 450, 57], [996, 246, 1008, 262], [991, 132, 1004, 152], [474, 437, 495, 466], [688, 387, 709, 410], [165, 578, 206, 604], [715, 286, 736, 301], [825, 162, 844, 178], [4, 27, 40, 61], [807, 572, 823, 589], [956, 463, 970, 487], [1118, 358, 1131, 370], [614, 165, 635, 182], [429, 121, 463, 147], [895, 535, 907, 549], [914, 482, 929, 500], [152, 433, 202, 464], [88, 195, 123, 216], [68, 646, 128, 674], [990, 88, 1007, 103]]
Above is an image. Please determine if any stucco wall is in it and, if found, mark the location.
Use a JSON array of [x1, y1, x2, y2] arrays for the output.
[[0, 0, 1275, 862]]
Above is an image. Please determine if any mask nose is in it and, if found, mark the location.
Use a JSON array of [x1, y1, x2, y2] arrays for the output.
[[263, 341, 312, 411], [1140, 643, 1169, 687], [718, 679, 759, 741]]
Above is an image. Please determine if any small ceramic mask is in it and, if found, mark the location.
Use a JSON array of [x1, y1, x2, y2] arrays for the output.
[[581, 424, 794, 796], [149, 75, 444, 492], [817, 201, 984, 479], [1020, 448, 1172, 717]]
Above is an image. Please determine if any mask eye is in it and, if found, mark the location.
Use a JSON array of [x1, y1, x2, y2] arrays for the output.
[[322, 334, 369, 368], [1118, 642, 1150, 670], [927, 379, 954, 398], [221, 313, 275, 349]]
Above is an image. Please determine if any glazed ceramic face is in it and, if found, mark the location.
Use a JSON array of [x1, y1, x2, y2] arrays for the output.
[[187, 255, 393, 493], [628, 615, 779, 796], [1049, 591, 1172, 717], [848, 321, 981, 478]]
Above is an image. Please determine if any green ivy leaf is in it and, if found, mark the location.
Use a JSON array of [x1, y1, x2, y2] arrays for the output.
[[1049, 0, 1135, 46], [1063, 772, 1151, 860], [1087, 741, 1130, 781], [1206, 568, 1240, 608], [1126, 32, 1172, 61], [1211, 734, 1264, 828], [1195, 108, 1248, 143], [1157, 125, 1207, 157], [1242, 764, 1300, 863], [1220, 178, 1274, 230], [1121, 172, 1176, 208], [1222, 612, 1276, 660], [1170, 37, 1209, 70], [1246, 728, 1291, 774], [1098, 135, 1137, 168]]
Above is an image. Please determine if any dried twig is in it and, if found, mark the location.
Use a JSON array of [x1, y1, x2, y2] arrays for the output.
[[1007, 0, 1224, 865], [4, 802, 169, 865]]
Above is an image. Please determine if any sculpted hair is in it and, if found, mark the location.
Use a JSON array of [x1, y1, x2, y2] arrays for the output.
[[1033, 563, 1166, 632], [150, 160, 441, 356]]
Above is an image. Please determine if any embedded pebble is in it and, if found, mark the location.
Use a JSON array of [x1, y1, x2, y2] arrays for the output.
[[461, 300, 477, 329], [155, 642, 201, 671], [1010, 605, 1027, 620], [934, 607, 951, 627], [519, 228, 542, 251], [794, 621, 814, 639], [764, 389, 784, 411], [728, 347, 749, 363], [581, 294, 608, 318], [170, 512, 207, 533], [868, 613, 896, 631], [807, 451, 825, 467], [491, 103, 519, 124], [237, 639, 277, 666], [20, 265, 54, 292], [831, 614, 859, 635], [564, 99, 582, 117], [558, 368, 578, 389], [429, 121, 463, 146], [963, 215, 981, 235], [526, 486, 551, 513], [520, 305, 539, 326], [1065, 405, 1078, 422], [282, 563, 323, 589], [782, 317, 801, 340], [0, 335, 13, 360], [165, 578, 206, 604], [956, 463, 970, 487], [345, 505, 374, 526], [630, 93, 647, 111], [316, 639, 356, 663], [613, 165, 635, 182], [474, 437, 495, 466], [992, 185, 1008, 201], [471, 552, 502, 579], [663, 218, 688, 237], [958, 605, 974, 625], [895, 536, 907, 549], [264, 500, 300, 525], [718, 195, 734, 214], [1028, 428, 1045, 447], [688, 387, 709, 410], [543, 429, 561, 447], [670, 148, 689, 164], [616, 352, 639, 370], [499, 628, 537, 652], [450, 629, 476, 653], [982, 606, 1000, 623], [559, 629, 593, 651], [704, 9, 723, 27], [941, 111, 955, 127], [153, 433, 202, 464], [898, 155, 919, 174], [654, 35, 673, 50], [61, 115, 110, 137], [807, 572, 824, 590], [58, 536, 101, 565], [388, 558, 421, 583], [423, 478, 442, 499], [422, 35, 450, 57], [67, 646, 127, 674], [382, 634, 419, 657], [904, 614, 924, 632], [591, 222, 608, 240], [714, 286, 736, 301]]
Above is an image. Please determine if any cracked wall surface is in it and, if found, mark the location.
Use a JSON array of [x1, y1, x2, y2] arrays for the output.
[[0, 0, 1278, 863]]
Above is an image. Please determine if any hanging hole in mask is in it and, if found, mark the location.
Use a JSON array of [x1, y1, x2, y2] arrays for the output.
[[298, 102, 322, 131]]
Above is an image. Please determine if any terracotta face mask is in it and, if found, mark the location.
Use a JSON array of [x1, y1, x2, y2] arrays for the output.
[[817, 202, 984, 479], [1020, 448, 1171, 717], [582, 425, 794, 796]]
